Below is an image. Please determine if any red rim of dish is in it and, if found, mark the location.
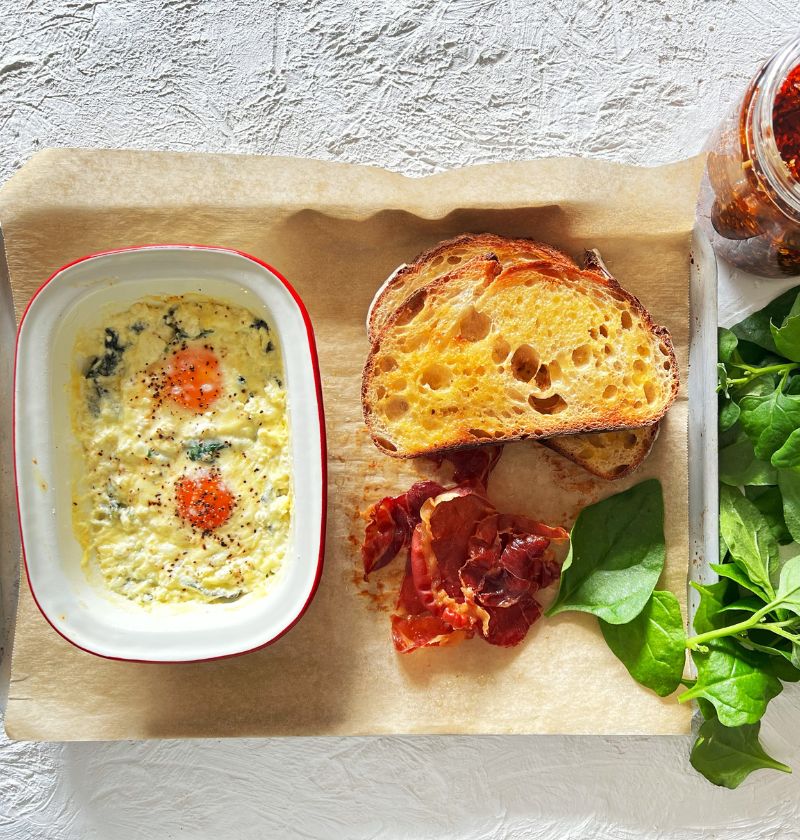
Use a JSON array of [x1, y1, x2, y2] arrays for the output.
[[12, 244, 328, 664]]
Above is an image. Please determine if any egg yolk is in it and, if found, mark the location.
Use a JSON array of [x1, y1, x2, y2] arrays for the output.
[[164, 346, 221, 412], [175, 470, 235, 531]]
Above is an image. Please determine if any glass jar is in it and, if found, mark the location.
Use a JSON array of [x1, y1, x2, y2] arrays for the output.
[[697, 36, 800, 277]]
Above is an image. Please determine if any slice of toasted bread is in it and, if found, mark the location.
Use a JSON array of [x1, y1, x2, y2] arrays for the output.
[[362, 255, 678, 458], [367, 233, 573, 342], [541, 424, 659, 480], [367, 233, 658, 481], [367, 236, 660, 478]]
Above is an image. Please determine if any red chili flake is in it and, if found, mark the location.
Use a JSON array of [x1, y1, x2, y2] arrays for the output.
[[774, 62, 800, 182]]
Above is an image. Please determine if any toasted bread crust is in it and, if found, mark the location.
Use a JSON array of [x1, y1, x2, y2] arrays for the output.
[[367, 233, 575, 342], [362, 249, 679, 459]]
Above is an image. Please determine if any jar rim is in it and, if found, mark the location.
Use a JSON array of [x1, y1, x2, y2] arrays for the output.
[[749, 34, 800, 218]]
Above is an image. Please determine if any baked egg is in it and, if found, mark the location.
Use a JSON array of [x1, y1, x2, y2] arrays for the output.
[[71, 294, 292, 606]]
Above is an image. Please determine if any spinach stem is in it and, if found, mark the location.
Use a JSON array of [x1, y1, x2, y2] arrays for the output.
[[729, 361, 797, 375], [686, 602, 776, 649], [723, 360, 799, 389], [758, 625, 800, 643], [759, 618, 799, 630]]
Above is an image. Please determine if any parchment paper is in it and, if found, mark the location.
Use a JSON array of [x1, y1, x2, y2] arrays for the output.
[[1, 149, 703, 740]]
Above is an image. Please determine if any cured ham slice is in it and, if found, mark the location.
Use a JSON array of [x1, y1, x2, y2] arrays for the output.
[[361, 448, 568, 653], [362, 480, 444, 579]]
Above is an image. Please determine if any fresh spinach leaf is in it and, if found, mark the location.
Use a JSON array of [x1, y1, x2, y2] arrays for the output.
[[761, 651, 800, 682], [718, 485, 778, 599], [730, 370, 779, 400], [680, 638, 783, 727], [774, 554, 800, 616], [546, 480, 665, 624], [718, 596, 765, 614], [742, 635, 800, 681], [771, 313, 800, 362], [690, 713, 790, 789], [709, 563, 771, 602], [718, 327, 739, 363], [720, 398, 741, 432], [732, 286, 800, 354], [719, 420, 743, 450], [692, 579, 736, 634], [745, 486, 792, 545], [739, 387, 800, 462], [719, 435, 776, 487], [778, 468, 800, 544], [772, 428, 800, 468], [599, 590, 685, 697]]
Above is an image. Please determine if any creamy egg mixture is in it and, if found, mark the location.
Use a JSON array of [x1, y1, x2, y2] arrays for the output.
[[71, 295, 292, 605]]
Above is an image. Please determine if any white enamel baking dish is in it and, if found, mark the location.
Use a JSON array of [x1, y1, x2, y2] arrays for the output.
[[14, 245, 326, 662]]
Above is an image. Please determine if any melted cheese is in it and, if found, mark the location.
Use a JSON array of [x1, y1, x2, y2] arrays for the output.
[[71, 295, 292, 606]]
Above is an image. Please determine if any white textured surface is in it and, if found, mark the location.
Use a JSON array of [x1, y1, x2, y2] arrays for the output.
[[3, 1, 800, 838]]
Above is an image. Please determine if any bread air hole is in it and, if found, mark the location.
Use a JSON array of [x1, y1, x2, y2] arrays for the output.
[[376, 385, 386, 399], [420, 364, 452, 391], [663, 360, 671, 370], [603, 385, 618, 400], [548, 360, 562, 381], [659, 342, 670, 357], [459, 307, 492, 342], [447, 254, 464, 265], [587, 436, 605, 449], [623, 432, 639, 449], [384, 397, 409, 420], [633, 359, 646, 373], [469, 428, 494, 439], [572, 345, 591, 367], [637, 344, 650, 357], [375, 436, 397, 452], [599, 324, 609, 338], [511, 344, 540, 383], [394, 292, 426, 327], [534, 364, 551, 390], [644, 381, 657, 404], [529, 393, 567, 414], [492, 336, 511, 363], [621, 310, 633, 330], [379, 356, 397, 372]]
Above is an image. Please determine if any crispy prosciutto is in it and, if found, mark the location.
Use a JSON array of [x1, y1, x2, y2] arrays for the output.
[[362, 447, 569, 653], [362, 480, 445, 578]]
